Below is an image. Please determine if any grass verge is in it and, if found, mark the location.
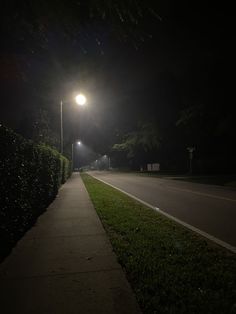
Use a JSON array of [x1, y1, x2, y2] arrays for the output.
[[81, 173, 236, 314]]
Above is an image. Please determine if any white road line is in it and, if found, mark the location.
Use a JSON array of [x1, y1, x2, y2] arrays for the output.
[[88, 174, 236, 254]]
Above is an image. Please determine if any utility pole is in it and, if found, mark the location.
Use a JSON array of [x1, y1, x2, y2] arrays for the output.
[[60, 100, 63, 154], [71, 143, 74, 171]]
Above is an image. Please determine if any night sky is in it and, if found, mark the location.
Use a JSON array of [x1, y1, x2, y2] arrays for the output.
[[0, 1, 234, 169]]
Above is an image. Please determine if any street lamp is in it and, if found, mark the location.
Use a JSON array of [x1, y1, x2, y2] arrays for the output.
[[75, 94, 87, 106], [104, 155, 111, 170], [72, 141, 82, 171], [60, 94, 86, 154]]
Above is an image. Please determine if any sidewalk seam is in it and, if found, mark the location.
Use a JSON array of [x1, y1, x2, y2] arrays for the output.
[[0, 267, 122, 281]]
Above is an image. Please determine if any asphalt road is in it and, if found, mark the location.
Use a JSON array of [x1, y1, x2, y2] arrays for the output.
[[88, 171, 236, 248]]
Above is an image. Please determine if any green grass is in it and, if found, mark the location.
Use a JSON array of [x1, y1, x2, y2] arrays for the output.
[[81, 173, 236, 314]]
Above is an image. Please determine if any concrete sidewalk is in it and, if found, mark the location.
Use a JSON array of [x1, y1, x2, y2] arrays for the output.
[[0, 173, 141, 314]]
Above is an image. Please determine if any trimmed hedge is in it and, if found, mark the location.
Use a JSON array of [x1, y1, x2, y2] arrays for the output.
[[0, 124, 71, 260]]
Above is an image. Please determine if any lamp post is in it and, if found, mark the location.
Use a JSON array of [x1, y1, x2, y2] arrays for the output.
[[60, 100, 63, 154], [72, 141, 81, 171], [60, 94, 86, 154], [104, 155, 111, 170]]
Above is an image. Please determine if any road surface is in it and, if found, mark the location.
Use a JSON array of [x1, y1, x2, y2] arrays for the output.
[[87, 171, 236, 248]]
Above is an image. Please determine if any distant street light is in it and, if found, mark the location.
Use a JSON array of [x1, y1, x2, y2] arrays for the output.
[[72, 141, 82, 171], [60, 94, 86, 154], [104, 155, 111, 169]]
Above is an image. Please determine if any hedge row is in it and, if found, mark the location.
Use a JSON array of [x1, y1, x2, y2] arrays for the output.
[[0, 124, 71, 260]]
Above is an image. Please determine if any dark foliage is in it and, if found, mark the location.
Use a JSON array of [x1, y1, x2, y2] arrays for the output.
[[112, 122, 161, 170], [0, 124, 70, 261], [2, 0, 159, 54]]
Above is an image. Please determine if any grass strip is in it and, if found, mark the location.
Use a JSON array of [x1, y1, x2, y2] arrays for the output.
[[81, 173, 236, 314]]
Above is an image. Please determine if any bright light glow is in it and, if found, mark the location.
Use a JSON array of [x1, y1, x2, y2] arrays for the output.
[[75, 94, 86, 105], [77, 141, 81, 145]]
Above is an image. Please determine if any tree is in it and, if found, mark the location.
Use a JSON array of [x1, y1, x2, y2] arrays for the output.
[[2, 1, 161, 55], [176, 102, 236, 173], [112, 122, 161, 169]]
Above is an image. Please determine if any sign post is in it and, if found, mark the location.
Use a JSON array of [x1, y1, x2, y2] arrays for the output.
[[187, 147, 195, 174]]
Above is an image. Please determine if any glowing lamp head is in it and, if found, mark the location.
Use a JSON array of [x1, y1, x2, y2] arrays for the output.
[[77, 141, 81, 145], [75, 94, 86, 106]]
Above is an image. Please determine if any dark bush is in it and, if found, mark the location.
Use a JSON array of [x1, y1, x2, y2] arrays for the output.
[[0, 124, 70, 260], [61, 155, 71, 184]]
